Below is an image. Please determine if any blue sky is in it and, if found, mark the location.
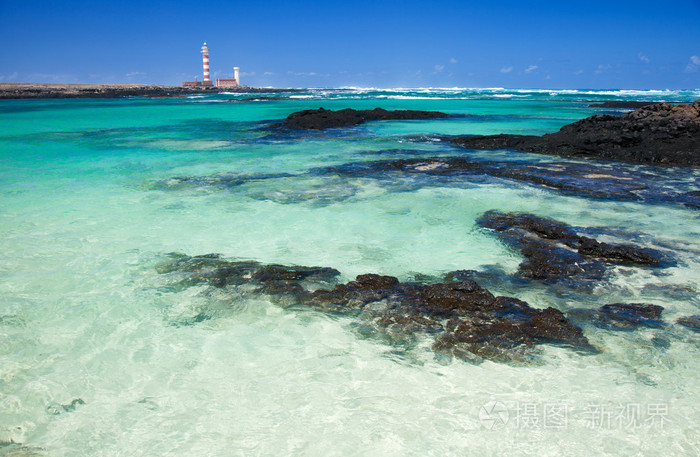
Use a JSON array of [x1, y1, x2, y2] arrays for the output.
[[1, 0, 699, 89]]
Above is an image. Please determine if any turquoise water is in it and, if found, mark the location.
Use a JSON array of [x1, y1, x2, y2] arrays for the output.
[[1, 88, 699, 456]]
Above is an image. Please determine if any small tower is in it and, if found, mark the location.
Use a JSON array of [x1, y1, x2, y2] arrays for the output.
[[201, 42, 210, 82], [234, 67, 240, 85]]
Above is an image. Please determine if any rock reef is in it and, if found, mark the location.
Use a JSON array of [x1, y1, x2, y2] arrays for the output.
[[317, 155, 700, 209], [152, 153, 700, 210], [443, 100, 700, 166], [476, 211, 671, 285], [280, 107, 453, 130], [157, 253, 597, 363], [155, 202, 696, 365], [156, 250, 696, 363]]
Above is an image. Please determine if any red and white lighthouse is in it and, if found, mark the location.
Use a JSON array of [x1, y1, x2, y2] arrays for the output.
[[201, 42, 210, 82]]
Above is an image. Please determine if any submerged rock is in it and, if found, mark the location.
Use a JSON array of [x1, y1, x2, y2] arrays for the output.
[[568, 303, 666, 331], [46, 398, 86, 415], [683, 191, 700, 209], [443, 99, 700, 166], [149, 172, 292, 191], [157, 254, 595, 363], [153, 153, 699, 210], [476, 211, 671, 285], [0, 442, 45, 457], [156, 253, 341, 290], [677, 315, 700, 332], [596, 303, 665, 330], [317, 156, 700, 210], [279, 107, 453, 130]]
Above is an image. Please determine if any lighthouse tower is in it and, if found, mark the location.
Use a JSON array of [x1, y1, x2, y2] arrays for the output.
[[201, 42, 211, 83]]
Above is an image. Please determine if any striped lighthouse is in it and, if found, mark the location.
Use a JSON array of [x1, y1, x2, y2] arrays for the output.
[[201, 42, 210, 82]]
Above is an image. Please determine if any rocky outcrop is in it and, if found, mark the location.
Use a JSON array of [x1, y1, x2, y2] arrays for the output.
[[444, 100, 700, 166], [0, 83, 302, 99], [476, 211, 671, 284], [157, 254, 595, 363], [280, 107, 453, 130], [587, 101, 658, 109]]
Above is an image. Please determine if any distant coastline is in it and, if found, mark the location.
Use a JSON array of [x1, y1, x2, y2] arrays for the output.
[[0, 83, 303, 99]]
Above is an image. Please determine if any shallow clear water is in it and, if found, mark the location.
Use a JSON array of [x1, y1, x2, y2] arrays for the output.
[[1, 88, 699, 456]]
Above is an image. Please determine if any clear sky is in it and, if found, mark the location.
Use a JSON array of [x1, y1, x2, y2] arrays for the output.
[[1, 0, 699, 89]]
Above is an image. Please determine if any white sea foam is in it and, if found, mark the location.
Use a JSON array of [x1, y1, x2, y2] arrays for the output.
[[332, 87, 700, 102], [384, 95, 452, 100]]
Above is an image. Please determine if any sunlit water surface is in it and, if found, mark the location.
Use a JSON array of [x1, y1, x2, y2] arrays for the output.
[[1, 88, 699, 456]]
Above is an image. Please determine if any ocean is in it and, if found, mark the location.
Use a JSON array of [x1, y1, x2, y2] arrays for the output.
[[1, 87, 699, 456]]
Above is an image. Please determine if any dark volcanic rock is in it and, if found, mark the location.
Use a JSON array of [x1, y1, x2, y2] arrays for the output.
[[281, 107, 453, 130], [308, 274, 597, 361], [433, 305, 591, 363], [577, 236, 663, 265], [519, 241, 605, 282], [157, 254, 595, 363], [476, 211, 670, 284], [443, 100, 700, 166], [444, 134, 539, 152], [588, 101, 658, 109]]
